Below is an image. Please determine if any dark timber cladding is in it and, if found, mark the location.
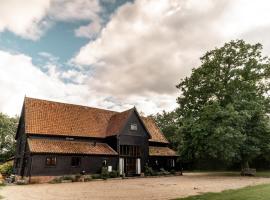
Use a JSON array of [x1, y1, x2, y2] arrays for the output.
[[14, 97, 178, 179]]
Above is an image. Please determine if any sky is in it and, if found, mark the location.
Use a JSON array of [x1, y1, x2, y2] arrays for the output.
[[1, 0, 270, 116]]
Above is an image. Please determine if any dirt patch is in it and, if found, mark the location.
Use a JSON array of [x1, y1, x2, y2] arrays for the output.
[[1, 173, 270, 200]]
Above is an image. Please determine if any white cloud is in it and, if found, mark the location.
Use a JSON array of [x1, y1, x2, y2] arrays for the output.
[[0, 0, 51, 40], [72, 0, 270, 115], [2, 0, 270, 116], [75, 19, 102, 38], [0, 0, 102, 40], [0, 50, 90, 116]]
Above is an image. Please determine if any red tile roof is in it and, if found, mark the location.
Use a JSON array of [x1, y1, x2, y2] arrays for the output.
[[106, 109, 133, 136], [24, 97, 169, 143], [149, 146, 177, 157], [142, 117, 169, 143], [28, 138, 118, 155]]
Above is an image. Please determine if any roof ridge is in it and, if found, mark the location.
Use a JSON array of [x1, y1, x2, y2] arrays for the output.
[[25, 96, 119, 113]]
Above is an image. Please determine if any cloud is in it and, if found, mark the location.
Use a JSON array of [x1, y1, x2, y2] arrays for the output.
[[72, 0, 270, 115], [0, 50, 90, 116], [71, 0, 228, 112], [0, 0, 51, 40], [75, 19, 102, 38], [0, 0, 102, 40]]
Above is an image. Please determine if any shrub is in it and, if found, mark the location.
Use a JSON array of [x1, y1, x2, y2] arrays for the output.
[[61, 175, 75, 182], [0, 162, 13, 176], [84, 175, 92, 182], [170, 169, 176, 175], [75, 174, 81, 182], [144, 165, 156, 176], [91, 174, 101, 179], [159, 168, 170, 175], [109, 170, 119, 178], [101, 167, 109, 180], [49, 177, 62, 184]]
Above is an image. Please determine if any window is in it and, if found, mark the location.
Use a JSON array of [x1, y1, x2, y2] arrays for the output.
[[130, 123, 137, 131], [120, 145, 140, 157], [46, 157, 57, 166], [71, 157, 81, 167]]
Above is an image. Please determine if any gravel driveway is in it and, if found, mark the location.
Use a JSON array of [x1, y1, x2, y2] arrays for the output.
[[1, 173, 270, 200]]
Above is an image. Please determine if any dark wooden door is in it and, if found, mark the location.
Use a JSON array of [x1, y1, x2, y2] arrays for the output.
[[125, 158, 136, 176]]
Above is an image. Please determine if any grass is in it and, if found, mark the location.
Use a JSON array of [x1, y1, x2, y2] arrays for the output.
[[175, 184, 270, 200], [186, 170, 270, 178]]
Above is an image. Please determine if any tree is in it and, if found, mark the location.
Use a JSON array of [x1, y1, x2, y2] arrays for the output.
[[0, 113, 18, 162], [176, 40, 270, 169], [152, 111, 179, 148]]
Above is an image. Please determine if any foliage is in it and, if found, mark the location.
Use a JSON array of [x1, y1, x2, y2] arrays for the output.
[[158, 168, 170, 176], [176, 40, 270, 169], [0, 113, 18, 162], [152, 111, 180, 148], [83, 175, 92, 182], [61, 175, 75, 181], [144, 165, 156, 176], [176, 184, 270, 200], [91, 174, 101, 179], [100, 167, 109, 180], [109, 170, 119, 178], [0, 161, 13, 176], [49, 177, 62, 184]]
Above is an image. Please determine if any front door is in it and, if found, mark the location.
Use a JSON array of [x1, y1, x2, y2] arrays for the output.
[[125, 158, 136, 176]]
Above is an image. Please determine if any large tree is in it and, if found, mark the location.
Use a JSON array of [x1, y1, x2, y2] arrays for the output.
[[176, 40, 270, 169], [0, 113, 18, 162], [152, 111, 179, 148]]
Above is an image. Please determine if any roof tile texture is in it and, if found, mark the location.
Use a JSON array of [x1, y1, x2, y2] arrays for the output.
[[24, 97, 168, 143], [28, 138, 118, 155], [149, 146, 177, 157]]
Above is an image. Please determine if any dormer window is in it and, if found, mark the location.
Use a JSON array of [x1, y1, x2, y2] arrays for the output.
[[130, 123, 137, 131]]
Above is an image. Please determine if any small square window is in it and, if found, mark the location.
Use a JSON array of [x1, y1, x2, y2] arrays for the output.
[[71, 157, 81, 167], [46, 157, 57, 166], [130, 123, 137, 131]]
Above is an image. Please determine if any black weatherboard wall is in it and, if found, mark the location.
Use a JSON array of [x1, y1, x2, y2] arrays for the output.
[[30, 154, 118, 176], [118, 110, 150, 170]]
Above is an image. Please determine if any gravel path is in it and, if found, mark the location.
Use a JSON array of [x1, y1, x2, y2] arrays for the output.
[[1, 173, 270, 200]]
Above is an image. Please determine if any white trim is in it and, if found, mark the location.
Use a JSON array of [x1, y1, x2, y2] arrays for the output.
[[136, 158, 141, 174], [119, 158, 124, 175]]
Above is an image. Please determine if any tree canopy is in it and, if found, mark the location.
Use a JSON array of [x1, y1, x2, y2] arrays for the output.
[[177, 40, 270, 168], [155, 40, 270, 169], [0, 113, 18, 162]]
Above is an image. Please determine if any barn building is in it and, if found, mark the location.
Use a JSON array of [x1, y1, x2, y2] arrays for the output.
[[14, 97, 177, 182]]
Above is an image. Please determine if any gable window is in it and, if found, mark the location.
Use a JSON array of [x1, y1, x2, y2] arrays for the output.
[[46, 157, 57, 166], [71, 157, 81, 167], [130, 123, 137, 131]]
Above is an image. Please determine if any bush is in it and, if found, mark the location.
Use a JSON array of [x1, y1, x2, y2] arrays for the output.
[[145, 165, 156, 176], [0, 162, 13, 176], [84, 175, 92, 182], [170, 169, 176, 175], [75, 174, 81, 182], [109, 170, 119, 178], [91, 174, 101, 179], [49, 177, 62, 184], [101, 167, 109, 180], [61, 175, 75, 182], [159, 168, 170, 175]]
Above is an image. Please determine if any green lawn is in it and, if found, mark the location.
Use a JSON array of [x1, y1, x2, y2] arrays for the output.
[[176, 184, 270, 200], [186, 171, 270, 178]]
